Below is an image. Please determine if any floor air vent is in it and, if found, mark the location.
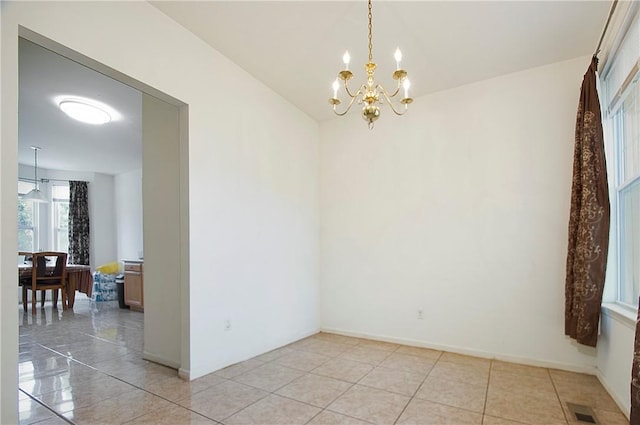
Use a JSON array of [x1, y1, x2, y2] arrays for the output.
[[566, 402, 598, 424]]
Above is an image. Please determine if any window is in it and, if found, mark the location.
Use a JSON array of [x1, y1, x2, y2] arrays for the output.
[[603, 12, 640, 308], [51, 185, 70, 252], [612, 80, 640, 307], [17, 180, 38, 252]]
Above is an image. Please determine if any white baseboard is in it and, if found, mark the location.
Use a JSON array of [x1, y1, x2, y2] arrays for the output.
[[178, 367, 190, 381], [187, 327, 321, 381], [142, 350, 181, 370], [320, 327, 597, 375]]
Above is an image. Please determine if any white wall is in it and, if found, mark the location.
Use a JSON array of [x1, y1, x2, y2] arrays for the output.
[[18, 164, 117, 269], [320, 56, 599, 371], [0, 1, 20, 418], [115, 168, 143, 261], [89, 173, 117, 268], [2, 7, 320, 423], [142, 94, 182, 369], [597, 307, 634, 415]]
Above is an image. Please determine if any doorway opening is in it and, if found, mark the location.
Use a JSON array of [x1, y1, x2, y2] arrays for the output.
[[15, 28, 189, 422]]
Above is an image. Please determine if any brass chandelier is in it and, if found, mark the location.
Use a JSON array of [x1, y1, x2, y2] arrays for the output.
[[329, 0, 413, 129]]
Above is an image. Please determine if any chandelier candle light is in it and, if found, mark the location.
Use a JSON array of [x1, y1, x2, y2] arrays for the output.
[[329, 0, 413, 129]]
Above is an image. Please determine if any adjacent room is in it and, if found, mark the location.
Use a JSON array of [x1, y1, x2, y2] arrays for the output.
[[1, 1, 637, 424], [17, 38, 145, 306]]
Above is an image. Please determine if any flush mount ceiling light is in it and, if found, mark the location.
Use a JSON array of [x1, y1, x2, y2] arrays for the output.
[[55, 96, 119, 125], [329, 0, 413, 129]]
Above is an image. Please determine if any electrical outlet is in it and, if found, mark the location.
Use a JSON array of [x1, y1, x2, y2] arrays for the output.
[[417, 309, 424, 320], [224, 319, 231, 331]]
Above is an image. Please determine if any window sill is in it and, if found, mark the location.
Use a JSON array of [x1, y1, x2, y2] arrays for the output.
[[602, 302, 636, 330]]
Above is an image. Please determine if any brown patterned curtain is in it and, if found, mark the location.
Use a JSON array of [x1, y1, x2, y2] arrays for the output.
[[68, 181, 90, 265], [632, 301, 640, 423], [564, 56, 610, 347]]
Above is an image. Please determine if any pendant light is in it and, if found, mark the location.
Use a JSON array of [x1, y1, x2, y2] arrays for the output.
[[22, 146, 48, 203], [329, 0, 413, 129]]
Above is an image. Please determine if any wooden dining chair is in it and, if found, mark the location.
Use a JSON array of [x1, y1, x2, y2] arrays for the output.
[[18, 251, 32, 288], [22, 252, 67, 314]]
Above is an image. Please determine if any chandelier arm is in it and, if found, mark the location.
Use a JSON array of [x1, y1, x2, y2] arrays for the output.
[[332, 91, 362, 116], [378, 87, 409, 116], [343, 80, 364, 99], [377, 83, 401, 99]]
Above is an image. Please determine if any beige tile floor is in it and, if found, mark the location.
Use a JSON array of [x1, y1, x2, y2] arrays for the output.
[[18, 297, 629, 425]]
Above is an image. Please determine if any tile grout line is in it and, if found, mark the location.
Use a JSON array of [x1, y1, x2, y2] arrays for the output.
[[548, 368, 571, 425], [301, 379, 361, 425], [280, 341, 494, 424], [231, 345, 366, 424], [278, 340, 387, 424], [481, 359, 493, 425], [18, 388, 75, 425], [222, 337, 419, 425], [391, 348, 443, 425], [309, 343, 410, 425], [223, 345, 353, 425]]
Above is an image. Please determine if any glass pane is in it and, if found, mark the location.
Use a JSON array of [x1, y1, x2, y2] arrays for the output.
[[621, 80, 640, 181], [54, 201, 69, 229], [56, 230, 69, 253], [18, 199, 34, 227], [18, 229, 34, 252], [620, 181, 640, 306], [52, 185, 69, 201]]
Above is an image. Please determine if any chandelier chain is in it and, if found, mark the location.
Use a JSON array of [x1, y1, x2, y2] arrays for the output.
[[367, 0, 373, 63]]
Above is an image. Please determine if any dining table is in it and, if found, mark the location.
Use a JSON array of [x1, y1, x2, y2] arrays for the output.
[[18, 262, 93, 309]]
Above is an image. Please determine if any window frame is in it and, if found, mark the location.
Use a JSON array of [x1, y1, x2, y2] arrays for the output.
[[50, 184, 70, 253], [611, 82, 640, 309], [601, 7, 640, 310]]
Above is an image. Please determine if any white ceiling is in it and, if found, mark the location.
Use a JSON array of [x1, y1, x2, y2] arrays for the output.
[[18, 1, 610, 174], [18, 38, 142, 175], [151, 1, 611, 122]]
